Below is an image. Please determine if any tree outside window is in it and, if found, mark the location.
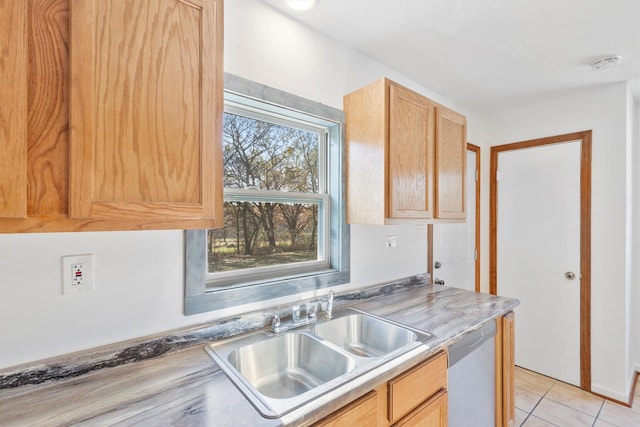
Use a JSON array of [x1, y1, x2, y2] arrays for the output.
[[185, 74, 348, 315], [207, 110, 327, 275]]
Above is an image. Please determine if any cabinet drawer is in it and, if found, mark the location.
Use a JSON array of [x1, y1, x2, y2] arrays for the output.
[[388, 351, 447, 423]]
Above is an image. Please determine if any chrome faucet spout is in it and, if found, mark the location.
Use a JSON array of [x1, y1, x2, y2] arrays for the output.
[[325, 290, 334, 319], [264, 313, 281, 330]]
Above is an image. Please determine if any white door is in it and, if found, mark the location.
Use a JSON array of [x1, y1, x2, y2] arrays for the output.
[[433, 149, 477, 291], [497, 141, 581, 386]]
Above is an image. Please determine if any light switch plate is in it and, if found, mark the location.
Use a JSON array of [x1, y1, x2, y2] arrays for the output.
[[62, 254, 94, 295]]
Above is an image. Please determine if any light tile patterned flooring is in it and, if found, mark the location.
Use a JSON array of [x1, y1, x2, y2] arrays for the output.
[[515, 367, 640, 426]]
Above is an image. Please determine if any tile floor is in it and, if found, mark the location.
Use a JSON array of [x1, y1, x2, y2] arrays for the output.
[[515, 367, 640, 426]]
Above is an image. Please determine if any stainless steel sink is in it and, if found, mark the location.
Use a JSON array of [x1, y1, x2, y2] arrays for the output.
[[205, 307, 436, 418], [312, 313, 419, 357], [227, 332, 354, 399]]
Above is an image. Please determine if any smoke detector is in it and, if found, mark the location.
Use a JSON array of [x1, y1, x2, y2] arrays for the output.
[[591, 56, 622, 71]]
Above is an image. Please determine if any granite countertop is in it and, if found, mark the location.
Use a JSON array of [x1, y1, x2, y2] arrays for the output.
[[0, 284, 518, 427]]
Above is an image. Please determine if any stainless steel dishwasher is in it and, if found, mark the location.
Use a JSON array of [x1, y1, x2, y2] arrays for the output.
[[448, 320, 497, 427]]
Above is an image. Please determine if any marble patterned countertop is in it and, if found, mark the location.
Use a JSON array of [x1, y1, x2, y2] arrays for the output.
[[0, 283, 518, 426]]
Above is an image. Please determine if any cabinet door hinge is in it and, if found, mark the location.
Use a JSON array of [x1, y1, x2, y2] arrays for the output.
[[496, 170, 503, 181]]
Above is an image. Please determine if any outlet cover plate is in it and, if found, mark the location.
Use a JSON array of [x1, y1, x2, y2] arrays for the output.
[[385, 235, 398, 250], [62, 254, 94, 295]]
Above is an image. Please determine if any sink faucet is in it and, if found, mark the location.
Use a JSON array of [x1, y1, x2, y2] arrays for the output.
[[263, 290, 335, 333], [264, 313, 281, 331], [309, 290, 334, 319], [323, 290, 334, 319]]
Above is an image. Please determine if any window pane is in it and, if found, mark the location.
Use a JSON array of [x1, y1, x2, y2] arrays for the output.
[[223, 112, 320, 192], [208, 201, 320, 273]]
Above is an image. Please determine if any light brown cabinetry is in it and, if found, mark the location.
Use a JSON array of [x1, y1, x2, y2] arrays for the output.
[[344, 78, 466, 225], [387, 84, 436, 220], [393, 390, 448, 427], [389, 351, 447, 427], [435, 106, 467, 220], [314, 389, 380, 427], [0, 0, 223, 232], [0, 0, 28, 219], [496, 312, 516, 427], [316, 351, 447, 427]]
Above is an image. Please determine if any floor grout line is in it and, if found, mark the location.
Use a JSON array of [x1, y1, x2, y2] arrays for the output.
[[514, 368, 625, 427], [516, 368, 640, 426], [542, 387, 604, 419], [519, 383, 557, 426], [591, 399, 605, 427]]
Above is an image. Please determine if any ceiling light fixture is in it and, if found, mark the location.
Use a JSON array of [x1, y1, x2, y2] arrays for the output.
[[591, 55, 622, 71], [286, 0, 317, 11]]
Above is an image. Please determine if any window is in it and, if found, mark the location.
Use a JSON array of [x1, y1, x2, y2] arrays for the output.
[[185, 74, 349, 315]]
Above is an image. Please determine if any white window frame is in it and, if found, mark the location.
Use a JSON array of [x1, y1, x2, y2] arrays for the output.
[[207, 189, 331, 288], [184, 73, 349, 315]]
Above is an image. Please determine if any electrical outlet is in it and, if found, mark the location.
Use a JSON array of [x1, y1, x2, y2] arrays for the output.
[[71, 263, 86, 285], [385, 235, 398, 250], [62, 254, 94, 295]]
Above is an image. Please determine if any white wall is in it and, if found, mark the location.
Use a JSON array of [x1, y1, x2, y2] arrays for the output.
[[485, 82, 633, 400], [625, 90, 636, 394], [632, 97, 640, 379], [7, 2, 632, 403], [0, 0, 490, 371]]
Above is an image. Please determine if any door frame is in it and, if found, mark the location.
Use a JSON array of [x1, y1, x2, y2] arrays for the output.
[[468, 143, 481, 292], [489, 130, 592, 391], [428, 143, 481, 292]]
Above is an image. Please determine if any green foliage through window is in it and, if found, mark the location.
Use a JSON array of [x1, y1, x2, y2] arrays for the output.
[[207, 109, 327, 276], [184, 73, 348, 315]]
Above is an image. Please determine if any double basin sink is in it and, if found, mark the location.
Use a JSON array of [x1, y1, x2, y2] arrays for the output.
[[205, 308, 435, 418]]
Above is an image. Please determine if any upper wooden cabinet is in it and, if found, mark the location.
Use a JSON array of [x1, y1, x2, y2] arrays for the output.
[[435, 105, 467, 220], [0, 0, 223, 232], [388, 83, 436, 220], [344, 78, 466, 224], [0, 0, 28, 219]]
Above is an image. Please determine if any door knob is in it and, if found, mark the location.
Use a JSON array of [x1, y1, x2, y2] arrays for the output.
[[565, 272, 576, 280], [434, 261, 442, 269]]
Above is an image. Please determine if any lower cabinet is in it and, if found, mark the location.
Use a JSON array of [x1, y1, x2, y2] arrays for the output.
[[393, 390, 448, 427], [314, 389, 380, 426], [495, 312, 516, 427], [315, 351, 448, 427], [316, 312, 516, 427]]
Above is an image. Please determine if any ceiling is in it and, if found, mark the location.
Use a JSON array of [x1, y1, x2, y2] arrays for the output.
[[261, 0, 640, 114]]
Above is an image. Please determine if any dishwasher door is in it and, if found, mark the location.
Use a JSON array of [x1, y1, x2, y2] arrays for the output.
[[448, 320, 496, 427]]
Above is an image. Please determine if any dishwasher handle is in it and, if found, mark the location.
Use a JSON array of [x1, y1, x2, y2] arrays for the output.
[[448, 320, 497, 368]]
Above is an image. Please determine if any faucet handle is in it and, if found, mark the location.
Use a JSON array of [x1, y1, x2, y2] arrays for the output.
[[325, 290, 334, 319], [264, 312, 280, 328], [292, 305, 301, 323], [306, 302, 318, 319]]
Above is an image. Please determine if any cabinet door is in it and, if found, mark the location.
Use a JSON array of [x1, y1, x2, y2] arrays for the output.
[[314, 389, 379, 427], [69, 0, 223, 225], [392, 390, 448, 427], [388, 351, 447, 423], [388, 83, 435, 219], [435, 106, 466, 219], [0, 0, 27, 218]]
